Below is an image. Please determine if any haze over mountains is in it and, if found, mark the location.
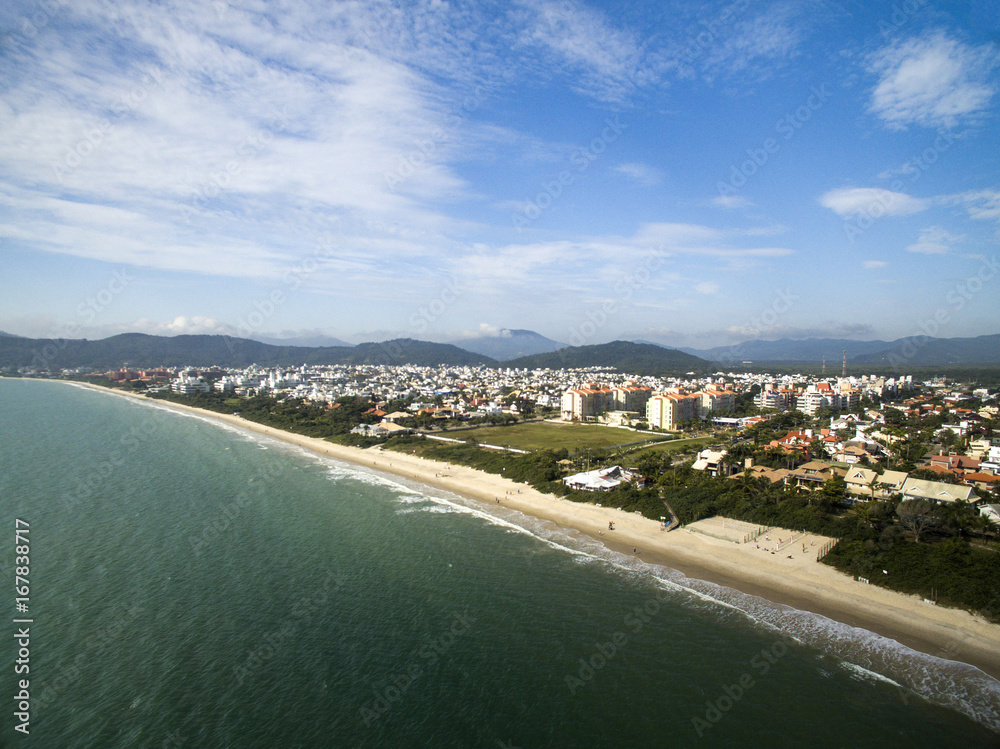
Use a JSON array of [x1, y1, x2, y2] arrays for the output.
[[0, 333, 706, 375], [2, 330, 999, 373], [447, 329, 565, 361], [677, 334, 1000, 367]]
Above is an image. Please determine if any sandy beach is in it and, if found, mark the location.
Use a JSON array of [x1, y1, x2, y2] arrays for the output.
[[72, 382, 1000, 681]]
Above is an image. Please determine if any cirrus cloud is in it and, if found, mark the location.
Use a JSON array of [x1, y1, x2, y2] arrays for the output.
[[867, 32, 999, 130]]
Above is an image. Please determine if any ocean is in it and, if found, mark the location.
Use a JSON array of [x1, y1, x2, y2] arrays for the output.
[[2, 377, 999, 748]]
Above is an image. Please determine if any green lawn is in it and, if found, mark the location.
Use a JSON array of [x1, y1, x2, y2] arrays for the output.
[[447, 421, 672, 454], [627, 436, 716, 459]]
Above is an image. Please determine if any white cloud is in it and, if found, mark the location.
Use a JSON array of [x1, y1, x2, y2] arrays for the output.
[[457, 323, 510, 339], [862, 260, 888, 269], [867, 32, 999, 129], [819, 187, 930, 217], [947, 189, 1000, 220], [615, 162, 662, 186], [133, 316, 234, 336], [905, 226, 964, 255], [519, 0, 649, 103], [711, 195, 752, 209], [694, 282, 720, 295], [700, 8, 803, 79]]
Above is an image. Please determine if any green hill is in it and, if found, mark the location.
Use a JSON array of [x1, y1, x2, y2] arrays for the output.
[[506, 340, 711, 375], [0, 333, 495, 370]]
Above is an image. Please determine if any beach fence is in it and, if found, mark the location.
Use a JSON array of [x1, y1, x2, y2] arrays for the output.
[[774, 530, 807, 552], [686, 516, 770, 544], [815, 538, 839, 561]]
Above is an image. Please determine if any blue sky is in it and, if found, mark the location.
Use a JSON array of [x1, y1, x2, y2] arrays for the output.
[[1, 0, 998, 349]]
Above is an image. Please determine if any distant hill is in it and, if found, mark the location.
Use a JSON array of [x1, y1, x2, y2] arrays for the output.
[[506, 340, 711, 375], [449, 329, 566, 361], [851, 334, 1000, 366], [680, 334, 1000, 367], [253, 334, 353, 348], [0, 330, 24, 338], [0, 333, 494, 370], [681, 338, 892, 364]]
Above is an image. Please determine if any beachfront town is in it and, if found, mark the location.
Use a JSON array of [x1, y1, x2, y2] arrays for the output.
[[48, 361, 1000, 524]]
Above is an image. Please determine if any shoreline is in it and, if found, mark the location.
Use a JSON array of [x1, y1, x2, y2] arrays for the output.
[[59, 380, 1000, 682]]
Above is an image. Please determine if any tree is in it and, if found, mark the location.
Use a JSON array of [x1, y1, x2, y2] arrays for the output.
[[897, 499, 939, 543]]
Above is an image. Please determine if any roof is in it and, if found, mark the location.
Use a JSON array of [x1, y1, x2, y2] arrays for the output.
[[562, 465, 640, 491], [899, 477, 976, 503], [845, 468, 877, 485], [876, 470, 908, 489]]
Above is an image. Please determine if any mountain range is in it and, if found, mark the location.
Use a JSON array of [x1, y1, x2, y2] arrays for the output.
[[0, 333, 492, 370], [677, 334, 1000, 366], [0, 334, 707, 375], [2, 331, 998, 373], [446, 329, 565, 361], [505, 341, 710, 375]]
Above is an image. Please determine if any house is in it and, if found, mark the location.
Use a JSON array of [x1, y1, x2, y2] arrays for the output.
[[741, 465, 793, 485], [691, 449, 733, 477], [787, 461, 846, 490], [562, 465, 644, 492], [833, 443, 873, 465], [351, 422, 412, 437], [929, 454, 981, 474], [899, 477, 977, 505], [979, 504, 1000, 526], [963, 472, 1000, 491], [874, 470, 908, 497], [844, 467, 878, 499]]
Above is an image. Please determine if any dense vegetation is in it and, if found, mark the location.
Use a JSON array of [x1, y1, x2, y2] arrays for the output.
[[0, 333, 494, 369], [505, 340, 711, 375]]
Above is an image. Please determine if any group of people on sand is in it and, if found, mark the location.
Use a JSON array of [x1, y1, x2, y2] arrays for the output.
[[607, 521, 615, 530]]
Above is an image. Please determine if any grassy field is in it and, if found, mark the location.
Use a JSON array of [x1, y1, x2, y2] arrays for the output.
[[627, 436, 716, 459], [444, 421, 672, 454]]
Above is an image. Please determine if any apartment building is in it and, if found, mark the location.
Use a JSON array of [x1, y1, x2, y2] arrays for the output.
[[560, 384, 651, 421], [695, 387, 736, 416], [560, 386, 615, 420], [646, 393, 697, 430]]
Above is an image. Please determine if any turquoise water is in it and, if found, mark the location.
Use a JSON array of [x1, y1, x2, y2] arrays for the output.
[[1, 378, 999, 748]]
